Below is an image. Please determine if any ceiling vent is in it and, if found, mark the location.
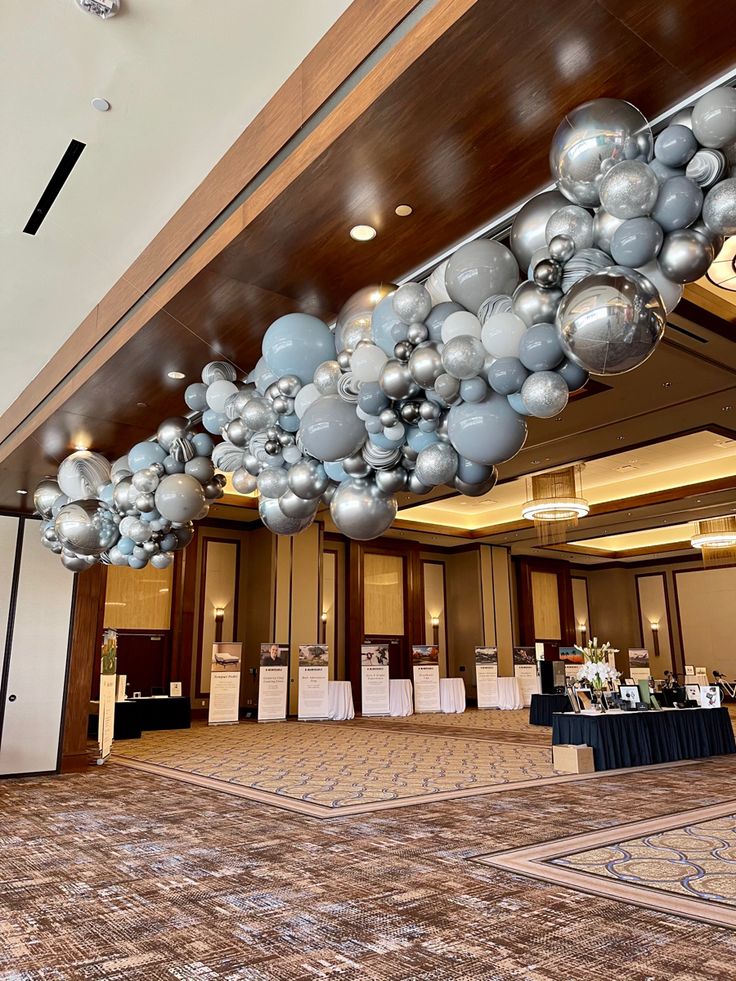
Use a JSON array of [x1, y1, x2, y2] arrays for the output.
[[76, 0, 120, 18], [616, 464, 639, 473]]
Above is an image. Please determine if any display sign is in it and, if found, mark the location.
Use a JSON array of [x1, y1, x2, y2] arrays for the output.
[[169, 682, 182, 697], [628, 648, 650, 685], [700, 685, 721, 709], [412, 645, 441, 712], [298, 645, 329, 720], [694, 666, 709, 686], [560, 646, 583, 681], [258, 643, 289, 721], [685, 665, 695, 676], [361, 645, 390, 716], [513, 647, 539, 706], [115, 673, 126, 702], [535, 642, 545, 661], [685, 683, 700, 702], [97, 629, 118, 763], [475, 647, 498, 708], [209, 642, 242, 725]]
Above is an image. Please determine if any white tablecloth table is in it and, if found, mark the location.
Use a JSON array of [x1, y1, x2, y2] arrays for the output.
[[497, 677, 524, 710], [327, 681, 355, 721], [389, 679, 413, 717], [439, 677, 466, 713]]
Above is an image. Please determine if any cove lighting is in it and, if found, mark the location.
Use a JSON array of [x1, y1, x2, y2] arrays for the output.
[[167, 371, 186, 380], [350, 224, 376, 242]]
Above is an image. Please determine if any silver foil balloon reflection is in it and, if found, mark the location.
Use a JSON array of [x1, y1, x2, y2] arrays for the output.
[[509, 189, 569, 270], [33, 478, 62, 518], [259, 495, 315, 536], [55, 500, 119, 556], [556, 266, 665, 375], [658, 229, 714, 284], [335, 284, 395, 353], [330, 479, 397, 541], [550, 98, 653, 207]]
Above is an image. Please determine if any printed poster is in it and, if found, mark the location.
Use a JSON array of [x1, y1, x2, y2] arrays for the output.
[[361, 645, 390, 716], [98, 629, 117, 763], [258, 643, 289, 721], [628, 648, 651, 686], [412, 645, 441, 713], [475, 647, 498, 709], [209, 642, 242, 725], [559, 646, 583, 682], [298, 645, 329, 720], [513, 647, 539, 706]]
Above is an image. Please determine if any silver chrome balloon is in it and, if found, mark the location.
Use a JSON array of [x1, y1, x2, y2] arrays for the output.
[[512, 281, 563, 327], [132, 467, 159, 493], [550, 98, 653, 207], [702, 178, 736, 236], [259, 495, 315, 536], [392, 282, 432, 324], [330, 479, 397, 540], [54, 500, 120, 556], [335, 284, 395, 353], [33, 478, 62, 518], [288, 459, 329, 500], [658, 229, 715, 284], [556, 266, 666, 375], [545, 206, 594, 250], [509, 190, 570, 270], [593, 209, 624, 253], [379, 359, 419, 400], [520, 371, 569, 418], [156, 417, 189, 452], [408, 344, 443, 388], [278, 490, 320, 520]]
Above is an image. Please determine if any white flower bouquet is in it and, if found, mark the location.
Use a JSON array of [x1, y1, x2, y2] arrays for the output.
[[575, 659, 621, 691], [574, 637, 619, 666]]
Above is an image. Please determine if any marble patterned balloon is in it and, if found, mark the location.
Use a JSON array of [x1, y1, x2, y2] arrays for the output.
[[57, 451, 111, 501], [686, 149, 727, 190], [201, 361, 237, 385], [560, 248, 613, 293]]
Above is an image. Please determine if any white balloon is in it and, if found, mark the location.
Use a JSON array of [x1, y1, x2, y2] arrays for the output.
[[636, 261, 684, 314], [426, 260, 451, 305], [441, 310, 482, 343], [206, 379, 238, 413], [481, 312, 528, 359], [350, 343, 388, 383], [294, 383, 321, 419]]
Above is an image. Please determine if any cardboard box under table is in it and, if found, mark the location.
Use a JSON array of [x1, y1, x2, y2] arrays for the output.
[[552, 743, 595, 773]]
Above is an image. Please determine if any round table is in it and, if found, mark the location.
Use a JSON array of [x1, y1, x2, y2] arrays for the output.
[[327, 681, 355, 720], [439, 677, 466, 713], [389, 679, 413, 717], [497, 677, 523, 710]]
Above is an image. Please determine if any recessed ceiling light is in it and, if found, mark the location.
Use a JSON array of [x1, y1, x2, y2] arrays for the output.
[[662, 381, 671, 388], [16, 489, 27, 495], [91, 97, 111, 112], [617, 435, 625, 441], [530, 459, 540, 465], [349, 224, 376, 242], [723, 405, 733, 412], [395, 204, 413, 217], [167, 370, 186, 380]]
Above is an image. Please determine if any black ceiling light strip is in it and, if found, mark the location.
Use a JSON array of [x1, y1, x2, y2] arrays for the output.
[[23, 139, 86, 235]]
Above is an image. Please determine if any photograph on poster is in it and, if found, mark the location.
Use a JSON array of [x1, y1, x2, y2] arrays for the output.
[[212, 646, 241, 672], [512, 646, 536, 665], [475, 647, 498, 663], [260, 643, 288, 667], [628, 648, 650, 667], [361, 645, 389, 665], [685, 684, 700, 702], [701, 685, 722, 708], [412, 645, 439, 665], [299, 644, 329, 666], [559, 647, 584, 665]]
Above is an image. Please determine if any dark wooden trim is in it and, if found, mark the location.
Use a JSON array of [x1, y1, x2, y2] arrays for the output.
[[169, 526, 199, 697], [0, 516, 25, 742], [322, 542, 341, 678], [570, 574, 591, 641], [421, 558, 448, 671], [195, 536, 241, 699]]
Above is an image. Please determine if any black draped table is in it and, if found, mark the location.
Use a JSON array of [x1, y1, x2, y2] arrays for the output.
[[88, 700, 142, 740], [135, 696, 191, 731], [552, 707, 735, 771], [529, 693, 570, 726]]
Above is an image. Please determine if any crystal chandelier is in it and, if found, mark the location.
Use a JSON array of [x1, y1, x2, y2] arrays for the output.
[[691, 515, 736, 566], [521, 464, 589, 544], [76, 0, 120, 19]]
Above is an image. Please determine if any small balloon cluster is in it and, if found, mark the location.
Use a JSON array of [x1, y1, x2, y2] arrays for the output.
[[33, 370, 230, 570], [34, 89, 736, 562]]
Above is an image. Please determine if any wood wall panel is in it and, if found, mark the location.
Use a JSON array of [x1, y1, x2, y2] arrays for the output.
[[531, 571, 562, 641], [103, 564, 173, 631], [364, 553, 405, 636]]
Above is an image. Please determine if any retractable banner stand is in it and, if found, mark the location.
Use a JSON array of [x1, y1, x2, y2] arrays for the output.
[[258, 643, 289, 721], [628, 648, 651, 686], [475, 647, 499, 709], [97, 629, 118, 764], [361, 645, 390, 716], [513, 647, 540, 706], [298, 645, 330, 720], [412, 645, 441, 713], [208, 642, 242, 725]]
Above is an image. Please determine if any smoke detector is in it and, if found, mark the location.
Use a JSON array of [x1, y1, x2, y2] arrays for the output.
[[77, 0, 120, 19]]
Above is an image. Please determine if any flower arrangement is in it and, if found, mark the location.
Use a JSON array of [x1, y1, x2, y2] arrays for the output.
[[574, 638, 621, 690]]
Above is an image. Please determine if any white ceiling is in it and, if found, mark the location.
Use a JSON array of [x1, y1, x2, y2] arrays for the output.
[[0, 0, 352, 417]]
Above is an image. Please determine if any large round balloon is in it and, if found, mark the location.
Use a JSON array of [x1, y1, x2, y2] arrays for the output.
[[330, 479, 397, 541], [335, 284, 395, 354], [447, 393, 527, 466], [33, 478, 62, 518], [371, 293, 409, 356], [445, 240, 519, 314], [262, 313, 336, 383], [556, 266, 666, 375], [691, 86, 736, 149], [127, 441, 167, 472], [154, 474, 206, 522], [509, 189, 570, 270], [259, 495, 315, 535], [57, 451, 111, 501], [550, 98, 653, 207], [54, 500, 119, 556], [299, 395, 366, 462]]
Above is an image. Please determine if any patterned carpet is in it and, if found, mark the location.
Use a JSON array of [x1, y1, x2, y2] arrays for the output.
[[112, 713, 562, 817], [3, 761, 736, 980]]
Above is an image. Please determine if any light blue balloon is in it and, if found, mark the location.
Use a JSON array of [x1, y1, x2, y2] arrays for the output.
[[557, 358, 589, 392], [487, 357, 529, 395], [448, 393, 528, 465], [184, 383, 208, 412], [248, 357, 278, 395], [460, 376, 488, 403], [368, 432, 398, 450], [507, 392, 531, 416], [279, 412, 300, 433], [128, 556, 148, 569], [425, 301, 464, 343], [406, 427, 439, 453], [127, 441, 167, 472], [117, 536, 135, 555], [324, 460, 348, 482], [140, 509, 162, 524], [202, 409, 227, 435], [262, 313, 336, 384], [371, 294, 408, 356], [518, 324, 564, 372], [191, 433, 214, 456], [99, 482, 114, 506], [457, 457, 494, 484]]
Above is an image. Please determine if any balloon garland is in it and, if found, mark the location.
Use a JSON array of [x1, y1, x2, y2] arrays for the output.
[[34, 91, 736, 569]]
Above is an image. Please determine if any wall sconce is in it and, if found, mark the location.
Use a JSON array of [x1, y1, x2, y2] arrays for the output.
[[320, 610, 328, 643], [430, 615, 440, 646], [214, 607, 224, 643], [577, 621, 587, 638], [650, 619, 661, 658]]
